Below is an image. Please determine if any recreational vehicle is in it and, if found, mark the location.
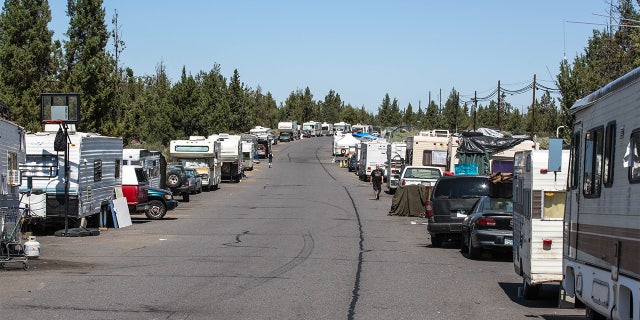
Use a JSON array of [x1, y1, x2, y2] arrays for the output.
[[123, 149, 164, 189], [321, 122, 333, 136], [333, 122, 351, 134], [405, 130, 457, 172], [562, 67, 640, 319], [277, 121, 299, 140], [169, 136, 221, 191], [512, 148, 570, 299], [19, 125, 123, 223], [386, 142, 406, 193], [358, 140, 388, 180], [0, 118, 25, 203], [241, 141, 254, 171], [209, 134, 242, 182]]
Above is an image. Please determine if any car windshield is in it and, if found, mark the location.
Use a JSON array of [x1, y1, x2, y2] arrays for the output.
[[404, 168, 441, 179], [433, 177, 489, 198]]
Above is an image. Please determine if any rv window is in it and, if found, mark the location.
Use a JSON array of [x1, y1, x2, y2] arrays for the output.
[[115, 160, 120, 179], [94, 160, 103, 182], [629, 129, 640, 183], [423, 150, 447, 166], [603, 121, 616, 187], [583, 126, 603, 197], [21, 155, 59, 177]]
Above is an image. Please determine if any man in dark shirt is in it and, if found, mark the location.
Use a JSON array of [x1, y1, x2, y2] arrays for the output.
[[370, 164, 384, 200]]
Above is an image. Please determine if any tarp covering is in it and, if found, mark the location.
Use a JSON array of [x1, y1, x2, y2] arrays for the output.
[[352, 132, 380, 139], [457, 132, 527, 154], [388, 185, 431, 217], [336, 134, 360, 147]]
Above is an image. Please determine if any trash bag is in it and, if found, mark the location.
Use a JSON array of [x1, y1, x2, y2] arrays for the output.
[[54, 127, 66, 151]]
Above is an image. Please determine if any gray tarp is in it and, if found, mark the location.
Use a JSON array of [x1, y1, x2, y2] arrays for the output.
[[388, 185, 430, 217]]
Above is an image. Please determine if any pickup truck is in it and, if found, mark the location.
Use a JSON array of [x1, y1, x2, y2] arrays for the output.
[[398, 165, 443, 187], [121, 165, 150, 214]]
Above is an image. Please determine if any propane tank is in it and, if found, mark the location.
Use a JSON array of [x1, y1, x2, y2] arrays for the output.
[[23, 236, 40, 259]]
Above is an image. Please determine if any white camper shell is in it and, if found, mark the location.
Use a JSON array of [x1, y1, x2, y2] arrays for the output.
[[169, 136, 222, 191], [0, 118, 26, 202], [123, 149, 163, 189], [241, 141, 254, 171], [358, 140, 388, 180], [512, 149, 569, 299], [20, 125, 122, 220], [209, 134, 242, 182], [562, 67, 640, 320]]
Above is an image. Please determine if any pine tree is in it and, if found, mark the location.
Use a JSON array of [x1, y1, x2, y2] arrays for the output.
[[63, 0, 114, 133], [0, 0, 54, 131]]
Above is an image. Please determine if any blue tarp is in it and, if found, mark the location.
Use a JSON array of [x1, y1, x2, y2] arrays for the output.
[[352, 132, 380, 139]]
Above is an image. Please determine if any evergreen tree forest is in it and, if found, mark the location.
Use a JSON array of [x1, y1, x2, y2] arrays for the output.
[[1, 0, 640, 150]]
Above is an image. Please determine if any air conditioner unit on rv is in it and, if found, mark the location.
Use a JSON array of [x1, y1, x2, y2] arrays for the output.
[[8, 169, 21, 186]]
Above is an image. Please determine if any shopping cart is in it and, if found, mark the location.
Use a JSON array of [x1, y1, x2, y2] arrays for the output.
[[0, 207, 28, 270]]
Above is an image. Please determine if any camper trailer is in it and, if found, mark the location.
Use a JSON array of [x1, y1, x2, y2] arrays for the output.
[[209, 134, 242, 182], [19, 125, 123, 223], [512, 148, 570, 299], [169, 136, 222, 191], [386, 142, 406, 192], [241, 141, 254, 171], [123, 149, 164, 189], [357, 140, 388, 180], [405, 130, 457, 172], [562, 67, 640, 319], [0, 118, 25, 204]]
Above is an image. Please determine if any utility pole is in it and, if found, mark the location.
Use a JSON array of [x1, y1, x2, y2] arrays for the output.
[[497, 80, 501, 130], [531, 74, 536, 138], [473, 90, 477, 131]]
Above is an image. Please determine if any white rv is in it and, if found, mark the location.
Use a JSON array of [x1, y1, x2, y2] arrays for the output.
[[169, 136, 222, 191], [405, 130, 457, 172], [321, 122, 333, 136], [302, 121, 321, 137], [19, 125, 122, 222], [512, 148, 569, 299], [241, 141, 254, 171], [277, 121, 299, 140], [357, 140, 388, 180], [209, 134, 242, 182], [123, 149, 163, 189], [562, 67, 640, 319], [0, 118, 25, 202], [333, 122, 351, 134], [386, 142, 406, 193]]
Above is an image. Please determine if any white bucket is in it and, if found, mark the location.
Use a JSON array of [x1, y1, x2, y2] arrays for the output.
[[23, 236, 40, 258]]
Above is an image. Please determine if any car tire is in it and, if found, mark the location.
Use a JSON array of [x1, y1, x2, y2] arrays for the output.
[[182, 192, 190, 202], [145, 200, 167, 220], [466, 232, 480, 259], [167, 172, 181, 188], [431, 234, 443, 247], [522, 278, 541, 300]]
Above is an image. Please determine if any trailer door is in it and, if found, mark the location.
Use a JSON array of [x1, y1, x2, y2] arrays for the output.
[[564, 123, 581, 259]]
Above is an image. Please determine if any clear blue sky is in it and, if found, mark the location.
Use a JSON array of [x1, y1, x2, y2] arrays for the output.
[[49, 1, 613, 114]]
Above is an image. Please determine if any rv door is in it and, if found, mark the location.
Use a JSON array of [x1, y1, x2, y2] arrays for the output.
[[564, 123, 582, 259]]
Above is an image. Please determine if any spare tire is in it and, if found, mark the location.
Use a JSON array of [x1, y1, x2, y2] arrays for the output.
[[166, 171, 181, 188]]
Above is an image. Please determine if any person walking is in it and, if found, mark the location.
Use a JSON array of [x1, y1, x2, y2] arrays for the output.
[[268, 152, 273, 168], [370, 164, 384, 200]]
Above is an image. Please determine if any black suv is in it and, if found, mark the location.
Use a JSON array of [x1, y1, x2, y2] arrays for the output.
[[166, 164, 191, 202], [426, 175, 489, 247]]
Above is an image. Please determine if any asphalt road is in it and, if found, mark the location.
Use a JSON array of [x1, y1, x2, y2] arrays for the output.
[[0, 136, 586, 320]]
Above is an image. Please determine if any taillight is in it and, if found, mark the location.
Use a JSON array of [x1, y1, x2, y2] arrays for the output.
[[425, 200, 433, 218], [476, 217, 496, 226], [543, 239, 552, 250], [401, 179, 406, 186]]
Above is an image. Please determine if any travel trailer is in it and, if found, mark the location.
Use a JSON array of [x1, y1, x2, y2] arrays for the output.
[[241, 141, 254, 171], [169, 136, 221, 191], [405, 130, 457, 172], [386, 142, 406, 193], [321, 122, 333, 136], [209, 134, 242, 182], [512, 147, 569, 299], [277, 121, 299, 140], [0, 118, 25, 203], [19, 125, 122, 223], [122, 149, 164, 189], [357, 140, 388, 180], [562, 67, 640, 319]]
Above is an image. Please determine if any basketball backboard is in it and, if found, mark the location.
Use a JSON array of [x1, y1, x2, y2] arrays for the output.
[[40, 93, 80, 124]]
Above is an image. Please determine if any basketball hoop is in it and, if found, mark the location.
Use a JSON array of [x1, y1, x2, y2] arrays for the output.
[[42, 119, 63, 125]]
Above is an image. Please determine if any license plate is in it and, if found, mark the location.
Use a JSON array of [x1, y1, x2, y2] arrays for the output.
[[452, 210, 466, 217], [504, 237, 513, 246]]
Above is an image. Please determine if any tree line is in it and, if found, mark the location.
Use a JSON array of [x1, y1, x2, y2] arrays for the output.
[[1, 0, 639, 151]]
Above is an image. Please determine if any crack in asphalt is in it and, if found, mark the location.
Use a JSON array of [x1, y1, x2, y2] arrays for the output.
[[343, 186, 364, 320]]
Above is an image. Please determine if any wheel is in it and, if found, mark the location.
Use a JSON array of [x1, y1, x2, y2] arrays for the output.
[[460, 230, 469, 252], [167, 172, 181, 188], [23, 262, 29, 270], [197, 185, 202, 193], [466, 231, 481, 259], [182, 192, 190, 202], [522, 278, 541, 299], [145, 200, 167, 220], [431, 234, 443, 247]]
